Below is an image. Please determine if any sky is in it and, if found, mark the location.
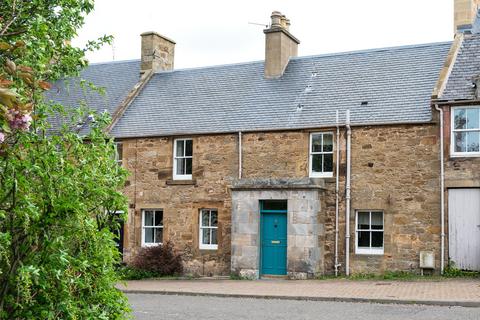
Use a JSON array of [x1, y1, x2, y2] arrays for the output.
[[73, 0, 453, 69]]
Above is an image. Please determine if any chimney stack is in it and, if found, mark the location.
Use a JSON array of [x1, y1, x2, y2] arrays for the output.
[[264, 11, 300, 78], [454, 0, 480, 34], [140, 31, 175, 73]]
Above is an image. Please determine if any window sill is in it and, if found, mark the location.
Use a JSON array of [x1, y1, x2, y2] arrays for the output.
[[142, 242, 162, 248], [166, 179, 197, 186], [199, 246, 218, 251], [450, 153, 480, 158], [355, 249, 384, 256], [309, 173, 334, 179]]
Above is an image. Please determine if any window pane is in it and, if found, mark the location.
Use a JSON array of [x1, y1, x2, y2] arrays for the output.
[[176, 140, 184, 157], [467, 132, 480, 152], [144, 211, 154, 226], [312, 154, 322, 173], [202, 228, 210, 245], [115, 142, 123, 163], [311, 135, 322, 152], [454, 132, 466, 153], [211, 229, 218, 245], [185, 158, 192, 175], [323, 153, 333, 172], [357, 212, 369, 230], [323, 134, 333, 152], [202, 211, 209, 227], [211, 211, 218, 227], [155, 227, 163, 244], [454, 109, 467, 129], [262, 200, 287, 211], [357, 231, 370, 247], [155, 211, 163, 226], [466, 108, 480, 129], [371, 212, 383, 230], [176, 158, 185, 175], [144, 228, 154, 243], [185, 140, 193, 156], [371, 231, 383, 248]]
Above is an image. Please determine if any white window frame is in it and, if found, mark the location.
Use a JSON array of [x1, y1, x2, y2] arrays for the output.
[[114, 141, 123, 166], [199, 209, 218, 250], [173, 138, 193, 180], [141, 209, 164, 247], [355, 210, 384, 255], [309, 132, 334, 178], [450, 106, 480, 157]]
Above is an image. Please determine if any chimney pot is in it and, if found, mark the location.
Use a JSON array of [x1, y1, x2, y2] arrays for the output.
[[271, 11, 283, 28]]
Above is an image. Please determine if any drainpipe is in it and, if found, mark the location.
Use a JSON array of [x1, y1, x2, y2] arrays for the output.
[[434, 104, 445, 274], [238, 132, 242, 179], [335, 111, 340, 276], [345, 110, 352, 276]]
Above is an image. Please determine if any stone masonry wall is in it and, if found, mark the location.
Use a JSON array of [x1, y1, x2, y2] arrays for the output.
[[120, 123, 442, 276], [442, 106, 480, 264]]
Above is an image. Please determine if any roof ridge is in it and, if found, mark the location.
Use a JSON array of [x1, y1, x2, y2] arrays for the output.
[[151, 41, 453, 75], [289, 41, 453, 61], [88, 59, 140, 66]]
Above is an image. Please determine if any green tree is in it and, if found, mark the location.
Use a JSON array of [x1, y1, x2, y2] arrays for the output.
[[0, 1, 130, 318]]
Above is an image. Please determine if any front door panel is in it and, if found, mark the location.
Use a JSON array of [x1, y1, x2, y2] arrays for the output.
[[261, 211, 287, 275]]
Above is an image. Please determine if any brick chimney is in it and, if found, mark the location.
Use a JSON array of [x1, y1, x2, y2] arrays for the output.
[[140, 31, 175, 73], [454, 0, 480, 34], [264, 11, 300, 78]]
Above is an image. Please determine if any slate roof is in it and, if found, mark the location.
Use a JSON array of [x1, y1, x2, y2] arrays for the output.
[[441, 34, 480, 101], [109, 42, 452, 138], [45, 59, 140, 131]]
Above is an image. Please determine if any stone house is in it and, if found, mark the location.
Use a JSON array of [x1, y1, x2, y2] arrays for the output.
[[49, 1, 480, 278], [432, 0, 480, 272]]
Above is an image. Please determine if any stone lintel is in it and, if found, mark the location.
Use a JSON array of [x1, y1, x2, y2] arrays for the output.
[[231, 178, 325, 190]]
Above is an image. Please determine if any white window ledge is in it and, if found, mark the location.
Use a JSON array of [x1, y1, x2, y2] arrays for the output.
[[141, 242, 162, 248], [199, 244, 218, 250], [309, 172, 334, 178], [355, 248, 384, 255], [450, 152, 480, 158]]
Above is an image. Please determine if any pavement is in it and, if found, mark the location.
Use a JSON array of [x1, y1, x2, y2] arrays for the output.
[[127, 294, 480, 320], [118, 278, 480, 307]]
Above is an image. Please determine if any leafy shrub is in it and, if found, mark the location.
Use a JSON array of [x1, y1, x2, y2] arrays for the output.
[[131, 241, 183, 276], [444, 261, 480, 278], [117, 265, 162, 280]]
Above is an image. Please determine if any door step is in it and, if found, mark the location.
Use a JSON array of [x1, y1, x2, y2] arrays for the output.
[[261, 275, 288, 280]]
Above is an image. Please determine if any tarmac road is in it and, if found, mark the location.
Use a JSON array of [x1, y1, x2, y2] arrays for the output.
[[127, 293, 480, 320]]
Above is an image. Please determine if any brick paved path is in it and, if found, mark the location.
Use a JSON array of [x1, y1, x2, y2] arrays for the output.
[[118, 279, 480, 306]]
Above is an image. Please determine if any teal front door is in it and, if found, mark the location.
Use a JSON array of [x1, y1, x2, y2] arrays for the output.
[[260, 201, 287, 276]]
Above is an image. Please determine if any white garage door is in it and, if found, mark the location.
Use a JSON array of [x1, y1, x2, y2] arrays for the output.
[[448, 188, 480, 271]]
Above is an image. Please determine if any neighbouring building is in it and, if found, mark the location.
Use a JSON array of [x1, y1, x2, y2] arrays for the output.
[[433, 3, 480, 271], [48, 1, 480, 278]]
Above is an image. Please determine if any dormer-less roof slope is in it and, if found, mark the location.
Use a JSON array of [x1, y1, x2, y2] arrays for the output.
[[45, 59, 140, 130], [109, 42, 451, 138], [441, 34, 480, 100]]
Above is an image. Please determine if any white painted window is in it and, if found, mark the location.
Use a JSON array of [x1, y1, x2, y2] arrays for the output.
[[173, 138, 193, 180], [114, 142, 123, 166], [199, 209, 218, 250], [142, 209, 163, 246], [355, 211, 384, 255], [309, 132, 333, 177], [451, 106, 480, 157]]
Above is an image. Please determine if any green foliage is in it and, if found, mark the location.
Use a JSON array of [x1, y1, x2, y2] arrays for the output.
[[117, 265, 180, 281], [444, 261, 480, 278], [130, 241, 184, 276], [0, 1, 130, 319]]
